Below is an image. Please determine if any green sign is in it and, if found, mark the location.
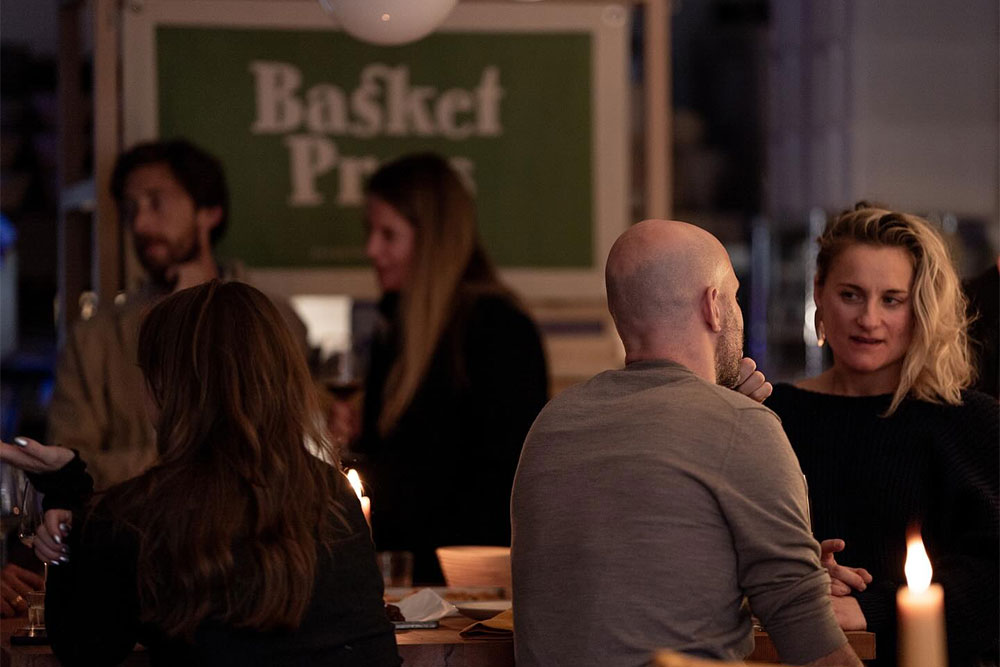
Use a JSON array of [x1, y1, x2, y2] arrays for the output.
[[156, 27, 594, 269]]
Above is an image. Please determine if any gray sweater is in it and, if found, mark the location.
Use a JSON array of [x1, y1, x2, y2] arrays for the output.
[[511, 360, 846, 666]]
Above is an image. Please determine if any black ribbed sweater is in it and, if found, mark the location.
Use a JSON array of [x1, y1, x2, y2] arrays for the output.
[[357, 291, 548, 584], [767, 385, 998, 667]]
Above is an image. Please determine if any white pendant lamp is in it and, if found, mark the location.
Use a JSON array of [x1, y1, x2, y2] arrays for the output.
[[318, 0, 459, 46]]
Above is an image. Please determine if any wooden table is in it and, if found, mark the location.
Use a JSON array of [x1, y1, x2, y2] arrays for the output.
[[1, 615, 875, 666], [395, 616, 515, 666], [394, 617, 876, 666]]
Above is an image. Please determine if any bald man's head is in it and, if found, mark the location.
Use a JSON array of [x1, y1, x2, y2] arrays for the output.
[[605, 220, 743, 383], [607, 220, 730, 329]]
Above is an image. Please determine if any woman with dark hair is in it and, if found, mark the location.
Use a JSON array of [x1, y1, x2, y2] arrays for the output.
[[1, 281, 400, 666], [352, 153, 549, 583], [767, 204, 998, 666]]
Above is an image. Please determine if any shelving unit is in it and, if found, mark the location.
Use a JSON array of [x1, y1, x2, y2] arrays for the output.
[[56, 0, 120, 340]]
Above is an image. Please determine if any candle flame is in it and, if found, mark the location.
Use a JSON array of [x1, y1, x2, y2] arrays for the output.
[[346, 468, 364, 501], [904, 534, 933, 593]]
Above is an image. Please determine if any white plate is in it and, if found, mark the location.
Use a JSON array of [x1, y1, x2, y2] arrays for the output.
[[454, 599, 512, 621]]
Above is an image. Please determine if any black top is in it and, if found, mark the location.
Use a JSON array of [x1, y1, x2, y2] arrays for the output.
[[767, 385, 999, 667], [356, 290, 548, 584], [31, 456, 400, 667], [965, 264, 999, 399]]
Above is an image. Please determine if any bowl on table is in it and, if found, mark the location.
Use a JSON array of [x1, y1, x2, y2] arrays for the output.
[[435, 546, 512, 597]]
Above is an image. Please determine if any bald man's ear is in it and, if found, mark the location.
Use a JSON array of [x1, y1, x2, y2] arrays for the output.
[[702, 286, 723, 333]]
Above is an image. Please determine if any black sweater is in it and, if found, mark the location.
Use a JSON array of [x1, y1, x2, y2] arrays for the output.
[[32, 457, 400, 667], [767, 385, 999, 667], [965, 264, 999, 399], [357, 290, 548, 584]]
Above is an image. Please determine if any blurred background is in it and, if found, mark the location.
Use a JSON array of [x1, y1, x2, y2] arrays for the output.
[[1, 0, 997, 442]]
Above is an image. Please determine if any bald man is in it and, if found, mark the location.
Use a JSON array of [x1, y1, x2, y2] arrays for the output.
[[511, 221, 862, 666]]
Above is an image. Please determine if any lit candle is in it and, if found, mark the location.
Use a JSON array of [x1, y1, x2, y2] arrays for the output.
[[346, 468, 372, 527], [897, 533, 947, 667]]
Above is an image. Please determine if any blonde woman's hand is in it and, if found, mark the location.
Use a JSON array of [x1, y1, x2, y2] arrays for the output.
[[0, 437, 75, 473], [821, 539, 873, 596], [734, 357, 773, 403]]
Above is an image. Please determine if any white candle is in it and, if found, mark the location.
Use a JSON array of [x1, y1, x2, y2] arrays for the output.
[[346, 468, 372, 527], [897, 534, 947, 667]]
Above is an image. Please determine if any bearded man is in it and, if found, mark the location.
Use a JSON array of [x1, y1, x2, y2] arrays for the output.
[[510, 219, 863, 667], [46, 139, 306, 491]]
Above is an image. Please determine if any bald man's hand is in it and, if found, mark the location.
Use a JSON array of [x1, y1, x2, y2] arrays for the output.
[[734, 357, 772, 403]]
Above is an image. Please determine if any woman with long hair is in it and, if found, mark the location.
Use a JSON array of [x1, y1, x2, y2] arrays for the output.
[[353, 153, 548, 583], [1, 281, 400, 666], [767, 204, 998, 666]]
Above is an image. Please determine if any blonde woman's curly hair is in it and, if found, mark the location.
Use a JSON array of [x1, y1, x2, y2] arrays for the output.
[[816, 203, 973, 414]]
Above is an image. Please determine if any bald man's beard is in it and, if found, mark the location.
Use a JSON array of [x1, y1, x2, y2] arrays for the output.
[[715, 306, 743, 388]]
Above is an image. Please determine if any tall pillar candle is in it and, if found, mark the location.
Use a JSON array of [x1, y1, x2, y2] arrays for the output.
[[897, 534, 947, 667]]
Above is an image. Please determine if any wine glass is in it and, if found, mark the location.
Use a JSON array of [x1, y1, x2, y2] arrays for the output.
[[0, 463, 21, 568], [320, 349, 365, 456], [16, 476, 44, 547], [15, 475, 47, 636], [322, 349, 364, 402]]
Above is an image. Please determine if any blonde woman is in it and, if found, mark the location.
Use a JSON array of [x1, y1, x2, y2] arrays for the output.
[[354, 153, 548, 583], [767, 204, 998, 667]]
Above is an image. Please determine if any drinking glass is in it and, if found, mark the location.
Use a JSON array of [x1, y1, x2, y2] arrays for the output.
[[321, 349, 365, 454], [0, 463, 20, 563], [16, 476, 44, 552], [377, 551, 414, 589], [322, 349, 364, 402], [15, 476, 47, 636]]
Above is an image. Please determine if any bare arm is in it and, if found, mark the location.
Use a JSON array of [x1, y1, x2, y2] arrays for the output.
[[804, 642, 864, 667]]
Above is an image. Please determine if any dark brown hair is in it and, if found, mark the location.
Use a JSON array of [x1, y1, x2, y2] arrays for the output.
[[111, 139, 229, 245], [111, 280, 342, 638]]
